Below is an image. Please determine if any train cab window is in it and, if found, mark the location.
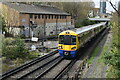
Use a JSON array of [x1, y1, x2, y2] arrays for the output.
[[59, 35, 64, 44], [64, 35, 71, 45], [71, 36, 76, 45], [59, 35, 76, 45]]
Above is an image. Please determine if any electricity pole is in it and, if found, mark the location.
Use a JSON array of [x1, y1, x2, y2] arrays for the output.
[[41, 15, 46, 47]]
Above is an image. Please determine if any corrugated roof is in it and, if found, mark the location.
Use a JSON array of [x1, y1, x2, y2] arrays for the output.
[[3, 2, 70, 15]]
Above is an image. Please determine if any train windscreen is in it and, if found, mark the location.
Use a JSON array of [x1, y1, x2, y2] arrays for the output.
[[59, 35, 76, 45]]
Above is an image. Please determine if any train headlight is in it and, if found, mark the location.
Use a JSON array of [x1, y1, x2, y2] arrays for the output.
[[71, 47, 76, 50], [59, 46, 62, 49], [64, 52, 69, 55]]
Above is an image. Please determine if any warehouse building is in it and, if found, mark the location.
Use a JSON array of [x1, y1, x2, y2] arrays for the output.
[[0, 2, 74, 38]]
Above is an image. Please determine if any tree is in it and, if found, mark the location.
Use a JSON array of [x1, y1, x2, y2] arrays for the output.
[[107, 0, 120, 27]]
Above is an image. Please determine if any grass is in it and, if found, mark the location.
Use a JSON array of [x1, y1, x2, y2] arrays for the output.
[[87, 45, 100, 64], [97, 38, 111, 65]]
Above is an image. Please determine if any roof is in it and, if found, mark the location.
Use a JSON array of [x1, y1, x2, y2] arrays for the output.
[[59, 30, 77, 36], [76, 22, 106, 34], [88, 18, 110, 21], [2, 2, 70, 15], [92, 8, 100, 10], [59, 22, 106, 36]]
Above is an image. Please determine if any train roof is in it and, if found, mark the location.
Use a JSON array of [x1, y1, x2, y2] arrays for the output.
[[59, 22, 106, 36], [59, 30, 77, 36], [76, 22, 106, 34]]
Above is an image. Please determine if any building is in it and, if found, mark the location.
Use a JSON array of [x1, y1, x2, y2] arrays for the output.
[[100, 0, 106, 14], [0, 2, 74, 38], [88, 8, 100, 18]]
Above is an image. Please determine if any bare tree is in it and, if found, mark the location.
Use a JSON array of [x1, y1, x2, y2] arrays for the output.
[[108, 1, 120, 16], [107, 0, 120, 26]]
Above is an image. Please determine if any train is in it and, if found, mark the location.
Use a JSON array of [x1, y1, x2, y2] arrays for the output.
[[58, 22, 107, 58]]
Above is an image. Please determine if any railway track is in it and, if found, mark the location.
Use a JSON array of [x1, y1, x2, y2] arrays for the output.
[[34, 58, 77, 80], [2, 50, 58, 80], [2, 27, 110, 80], [19, 56, 62, 79], [59, 27, 110, 79]]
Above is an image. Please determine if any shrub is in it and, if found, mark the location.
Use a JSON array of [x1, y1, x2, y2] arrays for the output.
[[2, 37, 29, 60], [75, 18, 96, 28]]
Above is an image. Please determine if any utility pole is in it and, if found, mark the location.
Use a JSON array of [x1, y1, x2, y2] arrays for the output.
[[41, 15, 46, 47], [56, 15, 58, 36]]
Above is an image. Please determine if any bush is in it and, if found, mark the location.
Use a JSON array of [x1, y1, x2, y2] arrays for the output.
[[27, 51, 40, 59], [103, 26, 120, 78], [75, 18, 96, 28], [75, 22, 83, 28], [2, 37, 29, 59]]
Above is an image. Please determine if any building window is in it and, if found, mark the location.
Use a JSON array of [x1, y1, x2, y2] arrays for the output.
[[62, 16, 64, 19], [45, 15, 47, 19], [49, 15, 51, 19], [55, 16, 56, 19], [57, 16, 59, 19], [30, 14, 33, 18], [51, 15, 53, 19], [42, 15, 44, 19], [65, 16, 67, 19], [38, 15, 40, 19], [60, 16, 62, 19], [34, 15, 37, 19], [56, 16, 58, 19]]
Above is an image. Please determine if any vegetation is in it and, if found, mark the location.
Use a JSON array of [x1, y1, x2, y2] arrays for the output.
[[87, 46, 100, 64], [0, 15, 6, 34], [103, 26, 120, 78], [2, 37, 40, 73], [2, 37, 28, 59], [2, 37, 40, 60], [75, 18, 97, 28]]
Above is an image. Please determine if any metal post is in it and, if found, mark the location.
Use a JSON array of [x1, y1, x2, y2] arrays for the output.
[[42, 15, 46, 47], [31, 25, 33, 37], [56, 15, 58, 35]]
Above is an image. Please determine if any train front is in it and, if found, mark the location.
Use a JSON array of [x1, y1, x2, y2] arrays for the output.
[[58, 30, 78, 58]]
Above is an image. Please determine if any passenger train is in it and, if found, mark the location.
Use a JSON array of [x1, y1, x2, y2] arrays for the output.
[[58, 22, 107, 58]]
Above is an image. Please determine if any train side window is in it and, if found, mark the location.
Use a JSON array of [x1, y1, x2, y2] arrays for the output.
[[78, 36, 80, 41]]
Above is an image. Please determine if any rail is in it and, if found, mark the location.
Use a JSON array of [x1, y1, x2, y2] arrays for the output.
[[2, 50, 58, 79]]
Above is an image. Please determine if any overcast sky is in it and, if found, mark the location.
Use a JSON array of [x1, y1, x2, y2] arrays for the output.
[[92, 0, 119, 13]]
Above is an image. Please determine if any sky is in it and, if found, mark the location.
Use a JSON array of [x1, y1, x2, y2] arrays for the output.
[[92, 0, 119, 13]]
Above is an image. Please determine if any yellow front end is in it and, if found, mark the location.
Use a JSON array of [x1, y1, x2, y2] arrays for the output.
[[58, 44, 78, 51], [58, 30, 80, 57]]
